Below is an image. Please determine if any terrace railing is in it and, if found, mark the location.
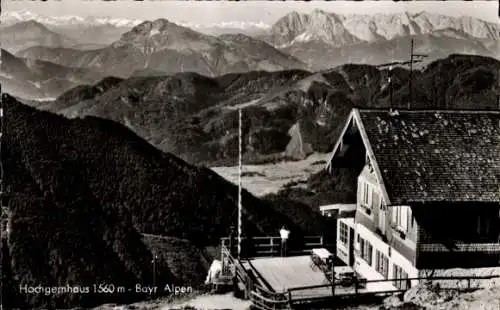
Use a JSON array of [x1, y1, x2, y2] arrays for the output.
[[218, 235, 500, 310], [287, 275, 500, 305], [220, 244, 291, 310], [220, 235, 332, 258]]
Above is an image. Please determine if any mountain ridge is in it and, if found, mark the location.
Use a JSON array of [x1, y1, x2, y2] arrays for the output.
[[259, 10, 499, 69], [49, 54, 500, 166], [1, 49, 106, 100], [0, 20, 78, 53], [15, 18, 307, 79], [263, 10, 500, 48]]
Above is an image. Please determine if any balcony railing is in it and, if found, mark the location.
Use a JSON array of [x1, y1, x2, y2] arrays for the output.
[[419, 243, 500, 252]]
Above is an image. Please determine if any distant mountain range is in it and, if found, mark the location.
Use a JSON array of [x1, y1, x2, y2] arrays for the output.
[[0, 13, 139, 51], [264, 10, 499, 46], [260, 10, 500, 69], [32, 54, 500, 167], [1, 49, 104, 100], [2, 10, 499, 100], [2, 10, 269, 36], [15, 19, 306, 78], [0, 20, 78, 53], [3, 10, 144, 28]]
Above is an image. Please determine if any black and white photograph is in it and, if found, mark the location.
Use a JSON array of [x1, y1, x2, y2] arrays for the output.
[[1, 0, 499, 309]]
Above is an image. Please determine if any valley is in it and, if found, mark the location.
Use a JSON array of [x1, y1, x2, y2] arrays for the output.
[[211, 153, 328, 197]]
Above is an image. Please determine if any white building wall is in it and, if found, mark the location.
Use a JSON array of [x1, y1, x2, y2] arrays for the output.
[[354, 223, 419, 288]]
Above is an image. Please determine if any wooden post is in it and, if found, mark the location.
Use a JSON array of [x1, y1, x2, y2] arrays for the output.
[[467, 278, 471, 289], [330, 256, 335, 297], [220, 243, 225, 278], [270, 238, 274, 256], [229, 226, 234, 255], [245, 274, 251, 299], [354, 277, 358, 295], [221, 239, 225, 266]]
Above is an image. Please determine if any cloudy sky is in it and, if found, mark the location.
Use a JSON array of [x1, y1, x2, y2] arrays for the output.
[[4, 0, 499, 25]]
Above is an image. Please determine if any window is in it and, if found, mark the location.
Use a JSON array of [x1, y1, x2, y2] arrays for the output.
[[392, 206, 411, 232], [359, 179, 377, 213], [339, 222, 349, 245], [361, 181, 370, 206], [359, 237, 373, 266], [375, 250, 389, 279], [393, 264, 409, 290]]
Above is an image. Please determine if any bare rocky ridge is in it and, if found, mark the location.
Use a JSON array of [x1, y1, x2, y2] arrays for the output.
[[261, 10, 500, 70], [263, 10, 500, 46]]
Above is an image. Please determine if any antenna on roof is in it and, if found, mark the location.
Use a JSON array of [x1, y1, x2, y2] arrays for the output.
[[408, 39, 428, 110], [379, 41, 428, 109]]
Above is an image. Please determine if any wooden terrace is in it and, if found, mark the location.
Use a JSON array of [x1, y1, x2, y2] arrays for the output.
[[217, 236, 499, 310]]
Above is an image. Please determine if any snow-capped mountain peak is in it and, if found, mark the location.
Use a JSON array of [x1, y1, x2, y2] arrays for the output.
[[264, 10, 500, 47], [2, 10, 272, 36], [2, 10, 144, 28]]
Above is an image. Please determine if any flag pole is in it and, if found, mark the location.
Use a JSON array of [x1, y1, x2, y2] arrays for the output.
[[237, 108, 242, 260]]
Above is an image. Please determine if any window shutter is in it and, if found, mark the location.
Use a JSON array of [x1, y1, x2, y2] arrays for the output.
[[367, 184, 371, 207], [407, 207, 412, 232], [364, 183, 369, 206], [357, 179, 362, 203], [373, 191, 380, 209]]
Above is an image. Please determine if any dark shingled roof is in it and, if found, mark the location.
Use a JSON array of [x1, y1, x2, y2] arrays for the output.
[[356, 109, 500, 204]]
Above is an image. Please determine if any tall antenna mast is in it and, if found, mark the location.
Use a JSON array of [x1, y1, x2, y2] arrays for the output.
[[497, 69, 500, 110], [389, 66, 393, 106], [409, 39, 414, 110], [408, 39, 428, 109], [379, 40, 427, 109], [237, 108, 243, 259]]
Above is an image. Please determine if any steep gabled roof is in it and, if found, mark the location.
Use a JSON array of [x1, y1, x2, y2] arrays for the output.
[[328, 108, 500, 204]]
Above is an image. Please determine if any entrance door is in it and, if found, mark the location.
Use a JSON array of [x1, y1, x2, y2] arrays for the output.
[[348, 227, 355, 266]]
